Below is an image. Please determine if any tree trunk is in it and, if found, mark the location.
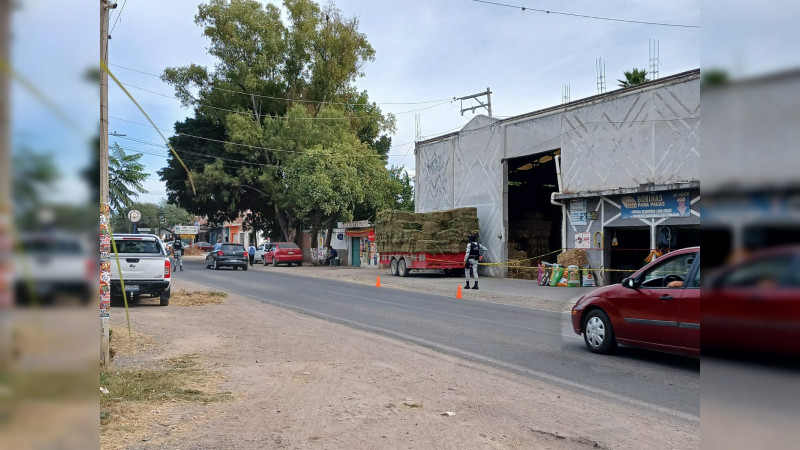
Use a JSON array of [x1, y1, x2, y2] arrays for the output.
[[323, 218, 335, 249]]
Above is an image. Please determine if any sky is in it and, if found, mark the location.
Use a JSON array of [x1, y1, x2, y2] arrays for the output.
[[10, 0, 713, 208]]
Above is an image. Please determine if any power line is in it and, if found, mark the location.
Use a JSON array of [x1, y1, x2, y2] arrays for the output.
[[108, 62, 454, 106], [115, 81, 453, 118], [110, 0, 128, 35], [109, 115, 414, 157], [472, 0, 700, 29]]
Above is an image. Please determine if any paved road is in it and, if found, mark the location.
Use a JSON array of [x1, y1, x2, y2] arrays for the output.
[[179, 259, 700, 422]]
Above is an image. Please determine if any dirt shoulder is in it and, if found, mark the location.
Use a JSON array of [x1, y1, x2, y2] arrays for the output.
[[103, 277, 698, 449]]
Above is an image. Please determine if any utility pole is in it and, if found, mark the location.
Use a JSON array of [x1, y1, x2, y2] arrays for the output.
[[100, 0, 116, 366], [0, 0, 12, 368], [456, 88, 492, 117]]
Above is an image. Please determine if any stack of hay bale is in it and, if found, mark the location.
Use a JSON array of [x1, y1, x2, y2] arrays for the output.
[[375, 208, 479, 254], [556, 248, 589, 268], [507, 212, 552, 280]]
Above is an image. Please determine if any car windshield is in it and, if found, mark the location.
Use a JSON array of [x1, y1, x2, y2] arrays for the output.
[[221, 244, 244, 251], [277, 243, 299, 249]]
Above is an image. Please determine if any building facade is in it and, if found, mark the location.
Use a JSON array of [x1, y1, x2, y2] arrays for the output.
[[415, 69, 700, 284]]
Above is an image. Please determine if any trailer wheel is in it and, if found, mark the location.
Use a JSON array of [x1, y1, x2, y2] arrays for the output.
[[398, 258, 409, 277], [390, 258, 399, 276]]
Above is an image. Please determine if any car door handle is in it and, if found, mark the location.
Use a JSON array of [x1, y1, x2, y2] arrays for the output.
[[659, 295, 674, 301]]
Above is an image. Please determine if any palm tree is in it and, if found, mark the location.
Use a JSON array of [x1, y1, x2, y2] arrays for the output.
[[109, 142, 148, 213], [617, 68, 649, 88]]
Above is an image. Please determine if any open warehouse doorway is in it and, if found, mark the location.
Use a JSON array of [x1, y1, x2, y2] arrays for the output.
[[506, 149, 562, 279]]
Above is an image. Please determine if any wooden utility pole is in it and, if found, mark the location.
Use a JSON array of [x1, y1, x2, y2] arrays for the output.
[[0, 0, 12, 368], [100, 0, 113, 366]]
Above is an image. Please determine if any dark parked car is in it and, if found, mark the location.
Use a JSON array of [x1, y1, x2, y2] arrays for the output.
[[704, 245, 800, 357], [571, 247, 700, 357], [263, 242, 303, 266], [206, 243, 249, 270]]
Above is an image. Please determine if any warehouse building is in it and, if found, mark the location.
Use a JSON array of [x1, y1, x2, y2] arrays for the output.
[[415, 69, 700, 285]]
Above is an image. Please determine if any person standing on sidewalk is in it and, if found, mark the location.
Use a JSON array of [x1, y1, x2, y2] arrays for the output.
[[172, 237, 184, 272], [464, 234, 487, 290], [248, 243, 256, 266]]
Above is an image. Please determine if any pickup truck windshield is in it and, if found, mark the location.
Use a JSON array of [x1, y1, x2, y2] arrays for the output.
[[114, 240, 161, 254]]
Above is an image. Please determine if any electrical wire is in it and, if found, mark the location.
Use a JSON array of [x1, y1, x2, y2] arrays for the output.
[[110, 0, 129, 35], [108, 62, 454, 106], [110, 115, 412, 157], [472, 0, 700, 29], [116, 81, 453, 118]]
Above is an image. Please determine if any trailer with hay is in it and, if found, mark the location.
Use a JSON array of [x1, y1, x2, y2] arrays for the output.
[[376, 208, 480, 277]]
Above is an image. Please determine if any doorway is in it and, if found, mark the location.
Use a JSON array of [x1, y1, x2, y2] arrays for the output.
[[351, 237, 361, 267], [506, 150, 562, 279]]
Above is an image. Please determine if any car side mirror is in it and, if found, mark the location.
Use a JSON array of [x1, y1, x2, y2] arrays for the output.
[[622, 277, 638, 289]]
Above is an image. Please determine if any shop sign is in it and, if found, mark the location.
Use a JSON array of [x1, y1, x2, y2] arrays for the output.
[[174, 225, 199, 235], [569, 200, 587, 226], [338, 220, 370, 228], [620, 190, 691, 219]]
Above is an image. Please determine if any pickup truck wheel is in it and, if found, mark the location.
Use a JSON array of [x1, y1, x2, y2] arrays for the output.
[[273, 258, 278, 267], [160, 287, 170, 306], [398, 258, 409, 277], [390, 258, 399, 276]]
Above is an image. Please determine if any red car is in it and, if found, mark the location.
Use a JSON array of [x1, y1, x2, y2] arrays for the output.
[[192, 241, 214, 252], [571, 247, 700, 357], [263, 242, 303, 267], [704, 245, 800, 357]]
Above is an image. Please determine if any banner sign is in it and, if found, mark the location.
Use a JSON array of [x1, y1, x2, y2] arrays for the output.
[[620, 190, 692, 219]]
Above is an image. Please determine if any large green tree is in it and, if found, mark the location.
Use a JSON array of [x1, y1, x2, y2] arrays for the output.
[[159, 0, 398, 245], [617, 68, 649, 88]]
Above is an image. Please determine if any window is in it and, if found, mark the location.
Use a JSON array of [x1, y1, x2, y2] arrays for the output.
[[221, 244, 244, 251], [278, 243, 299, 249], [114, 239, 160, 254], [640, 252, 697, 288], [718, 254, 794, 289]]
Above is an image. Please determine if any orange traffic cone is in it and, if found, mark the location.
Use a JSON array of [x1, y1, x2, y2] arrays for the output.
[[376, 276, 381, 287], [456, 284, 463, 299]]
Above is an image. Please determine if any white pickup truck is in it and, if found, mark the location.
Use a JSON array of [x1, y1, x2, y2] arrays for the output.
[[110, 234, 171, 306]]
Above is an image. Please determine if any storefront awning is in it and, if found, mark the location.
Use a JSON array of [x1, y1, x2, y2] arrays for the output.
[[345, 227, 375, 239]]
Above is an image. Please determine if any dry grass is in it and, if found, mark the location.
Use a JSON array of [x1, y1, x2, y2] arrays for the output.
[[100, 354, 232, 446], [169, 289, 227, 306], [109, 327, 157, 357]]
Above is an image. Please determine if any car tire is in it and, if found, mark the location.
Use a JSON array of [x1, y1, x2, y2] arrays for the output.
[[243, 265, 248, 271], [273, 258, 278, 267], [297, 261, 302, 267], [583, 310, 617, 354], [398, 258, 409, 277], [214, 260, 219, 270], [160, 287, 170, 306], [390, 258, 399, 276]]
